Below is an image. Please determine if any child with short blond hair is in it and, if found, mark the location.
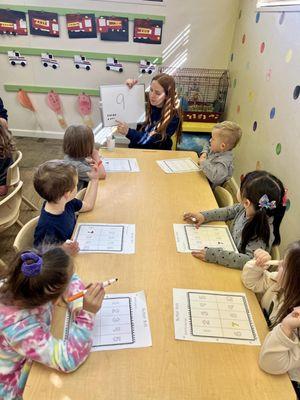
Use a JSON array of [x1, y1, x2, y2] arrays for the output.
[[199, 121, 242, 188]]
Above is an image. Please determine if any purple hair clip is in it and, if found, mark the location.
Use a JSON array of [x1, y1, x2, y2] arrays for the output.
[[21, 252, 43, 278], [258, 194, 276, 210]]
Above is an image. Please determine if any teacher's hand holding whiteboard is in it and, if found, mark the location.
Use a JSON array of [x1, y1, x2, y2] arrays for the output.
[[100, 84, 145, 127]]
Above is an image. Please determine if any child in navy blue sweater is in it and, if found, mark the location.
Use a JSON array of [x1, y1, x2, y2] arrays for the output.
[[117, 73, 182, 150], [33, 160, 99, 254]]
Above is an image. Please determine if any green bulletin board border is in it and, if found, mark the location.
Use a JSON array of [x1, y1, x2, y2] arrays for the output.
[[0, 4, 165, 22], [5, 84, 101, 96]]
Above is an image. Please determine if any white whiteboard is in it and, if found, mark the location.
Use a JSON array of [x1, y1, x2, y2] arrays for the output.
[[100, 84, 146, 127]]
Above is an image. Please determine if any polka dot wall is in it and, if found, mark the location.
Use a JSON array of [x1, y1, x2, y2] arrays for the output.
[[226, 0, 300, 250]]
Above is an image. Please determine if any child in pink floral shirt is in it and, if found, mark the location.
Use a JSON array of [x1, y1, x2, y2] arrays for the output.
[[0, 247, 105, 399]]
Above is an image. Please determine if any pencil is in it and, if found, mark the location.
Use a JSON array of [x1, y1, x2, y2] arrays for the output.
[[265, 260, 280, 266], [67, 278, 118, 302]]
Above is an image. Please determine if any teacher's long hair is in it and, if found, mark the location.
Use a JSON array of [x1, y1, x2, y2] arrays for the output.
[[143, 73, 182, 143]]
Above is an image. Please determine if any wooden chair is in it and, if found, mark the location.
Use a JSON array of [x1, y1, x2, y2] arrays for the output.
[[271, 245, 280, 260], [223, 177, 239, 203], [13, 215, 39, 252], [6, 150, 38, 211], [214, 186, 234, 208], [75, 188, 87, 201], [0, 181, 23, 234], [171, 133, 178, 150]]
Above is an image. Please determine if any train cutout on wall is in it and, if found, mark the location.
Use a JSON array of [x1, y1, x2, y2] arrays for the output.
[[0, 9, 163, 44], [7, 51, 157, 74]]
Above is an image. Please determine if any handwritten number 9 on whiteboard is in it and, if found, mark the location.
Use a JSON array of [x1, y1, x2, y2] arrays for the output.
[[116, 93, 125, 110]]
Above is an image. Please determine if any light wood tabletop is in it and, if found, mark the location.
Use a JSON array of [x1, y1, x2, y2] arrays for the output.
[[24, 148, 295, 400]]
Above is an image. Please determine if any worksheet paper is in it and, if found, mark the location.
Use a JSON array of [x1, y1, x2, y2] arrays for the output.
[[64, 291, 152, 351], [73, 223, 135, 253], [173, 289, 260, 346], [173, 224, 238, 253], [156, 158, 200, 173], [102, 158, 140, 172]]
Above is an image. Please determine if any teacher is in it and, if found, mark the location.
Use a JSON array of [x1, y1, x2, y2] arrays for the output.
[[116, 73, 182, 150]]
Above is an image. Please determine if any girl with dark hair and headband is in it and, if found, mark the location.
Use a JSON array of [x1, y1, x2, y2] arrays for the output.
[[184, 170, 287, 270], [0, 247, 105, 399]]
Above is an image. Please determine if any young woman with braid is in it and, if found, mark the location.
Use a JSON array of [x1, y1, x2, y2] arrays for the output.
[[116, 73, 182, 150]]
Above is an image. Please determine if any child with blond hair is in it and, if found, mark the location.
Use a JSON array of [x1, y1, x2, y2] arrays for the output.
[[199, 121, 242, 188]]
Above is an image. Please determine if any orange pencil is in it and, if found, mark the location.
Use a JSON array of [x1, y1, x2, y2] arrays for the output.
[[67, 278, 118, 302]]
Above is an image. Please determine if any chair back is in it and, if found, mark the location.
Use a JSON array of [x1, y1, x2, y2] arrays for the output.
[[223, 177, 239, 203], [76, 188, 87, 201], [0, 181, 23, 233], [6, 150, 22, 186], [13, 215, 39, 252], [214, 186, 234, 208], [171, 133, 177, 150]]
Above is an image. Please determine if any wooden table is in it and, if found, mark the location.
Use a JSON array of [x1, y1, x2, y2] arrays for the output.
[[24, 148, 295, 400]]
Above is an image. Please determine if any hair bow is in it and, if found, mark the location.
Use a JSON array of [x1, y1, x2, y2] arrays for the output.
[[258, 194, 276, 210], [21, 252, 43, 277]]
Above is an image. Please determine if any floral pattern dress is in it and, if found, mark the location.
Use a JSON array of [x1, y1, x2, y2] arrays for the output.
[[0, 274, 95, 399]]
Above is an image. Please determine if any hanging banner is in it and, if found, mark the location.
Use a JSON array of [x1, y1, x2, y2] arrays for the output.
[[29, 10, 59, 37], [98, 16, 129, 42], [133, 18, 162, 44], [66, 13, 97, 38]]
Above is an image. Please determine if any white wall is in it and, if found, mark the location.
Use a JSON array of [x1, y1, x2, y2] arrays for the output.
[[0, 0, 239, 137], [226, 0, 300, 252]]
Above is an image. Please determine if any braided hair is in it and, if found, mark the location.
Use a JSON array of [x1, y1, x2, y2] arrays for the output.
[[142, 73, 182, 143]]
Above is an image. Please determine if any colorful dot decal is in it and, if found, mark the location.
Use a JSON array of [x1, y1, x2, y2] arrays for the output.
[[266, 68, 272, 81], [233, 78, 237, 88], [279, 12, 285, 25], [260, 42, 265, 54], [276, 143, 281, 155], [248, 91, 254, 102], [230, 53, 234, 62], [285, 198, 291, 211], [237, 105, 240, 113], [285, 49, 293, 63], [255, 12, 260, 23], [270, 107, 276, 119], [253, 121, 257, 131], [293, 86, 300, 100], [242, 34, 246, 44]]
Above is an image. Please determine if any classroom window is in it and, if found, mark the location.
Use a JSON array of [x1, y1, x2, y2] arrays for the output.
[[257, 0, 300, 11]]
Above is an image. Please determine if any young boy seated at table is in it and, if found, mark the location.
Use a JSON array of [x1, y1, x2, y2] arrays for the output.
[[33, 160, 99, 254], [198, 121, 242, 188]]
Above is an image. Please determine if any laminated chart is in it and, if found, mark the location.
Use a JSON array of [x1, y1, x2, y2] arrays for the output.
[[173, 289, 260, 346], [102, 158, 140, 172], [173, 224, 238, 253], [156, 158, 200, 173], [73, 223, 135, 253], [64, 291, 152, 351]]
